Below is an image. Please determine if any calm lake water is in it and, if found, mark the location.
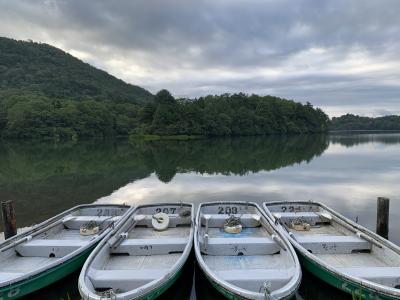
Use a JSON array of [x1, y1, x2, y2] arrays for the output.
[[1, 133, 399, 300]]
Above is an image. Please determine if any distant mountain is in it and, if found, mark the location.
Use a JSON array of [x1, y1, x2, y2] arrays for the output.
[[0, 37, 153, 103], [330, 114, 400, 131]]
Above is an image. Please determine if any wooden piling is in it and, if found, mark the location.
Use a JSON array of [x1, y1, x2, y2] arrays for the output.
[[1, 200, 17, 239], [376, 197, 389, 239]]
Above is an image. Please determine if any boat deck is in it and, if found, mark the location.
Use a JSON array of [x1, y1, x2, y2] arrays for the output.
[[88, 223, 192, 293], [272, 207, 400, 289], [0, 205, 128, 286], [198, 209, 296, 294], [0, 228, 85, 280], [315, 252, 399, 268], [43, 228, 94, 241]]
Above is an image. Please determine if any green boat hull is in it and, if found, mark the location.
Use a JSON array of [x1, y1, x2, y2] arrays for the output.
[[299, 252, 398, 300], [0, 246, 94, 300]]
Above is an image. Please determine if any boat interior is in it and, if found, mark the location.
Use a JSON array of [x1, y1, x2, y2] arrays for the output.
[[0, 205, 128, 285], [266, 202, 400, 289], [197, 203, 297, 295], [84, 204, 193, 296]]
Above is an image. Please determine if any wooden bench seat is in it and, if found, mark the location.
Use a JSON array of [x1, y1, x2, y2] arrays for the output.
[[337, 267, 400, 287], [89, 269, 167, 291], [200, 236, 280, 255], [15, 239, 87, 258], [111, 237, 188, 255], [215, 268, 292, 291], [295, 235, 370, 254]]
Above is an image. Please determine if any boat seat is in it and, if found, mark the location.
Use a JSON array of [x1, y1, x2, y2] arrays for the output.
[[200, 236, 280, 255], [0, 271, 24, 282], [63, 216, 120, 230], [89, 269, 167, 292], [201, 214, 261, 228], [295, 235, 370, 254], [15, 239, 87, 258], [275, 212, 328, 226], [111, 237, 188, 255], [215, 269, 292, 291], [337, 267, 400, 287], [130, 215, 191, 228]]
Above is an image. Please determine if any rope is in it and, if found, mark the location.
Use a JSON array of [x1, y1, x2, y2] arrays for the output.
[[152, 215, 163, 223], [224, 215, 242, 227], [259, 281, 272, 300], [80, 220, 98, 231], [99, 288, 117, 300], [178, 208, 191, 218], [223, 214, 243, 234], [290, 219, 311, 231]]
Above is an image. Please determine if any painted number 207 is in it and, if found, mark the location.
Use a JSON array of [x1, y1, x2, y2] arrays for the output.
[[155, 208, 176, 214]]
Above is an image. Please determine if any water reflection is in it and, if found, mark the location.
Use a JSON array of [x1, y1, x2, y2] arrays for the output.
[[0, 135, 328, 230], [1, 133, 400, 300], [330, 132, 400, 147]]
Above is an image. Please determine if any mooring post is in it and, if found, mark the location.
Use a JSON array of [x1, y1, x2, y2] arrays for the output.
[[1, 200, 17, 239], [376, 197, 389, 239]]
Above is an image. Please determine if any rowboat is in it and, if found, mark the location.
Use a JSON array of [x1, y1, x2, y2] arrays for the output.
[[194, 201, 302, 300], [263, 201, 400, 300], [78, 202, 194, 300], [0, 204, 131, 300]]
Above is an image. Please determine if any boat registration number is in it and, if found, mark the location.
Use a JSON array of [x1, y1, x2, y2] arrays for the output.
[[155, 207, 177, 214], [280, 206, 301, 212], [96, 209, 121, 216], [218, 206, 238, 214]]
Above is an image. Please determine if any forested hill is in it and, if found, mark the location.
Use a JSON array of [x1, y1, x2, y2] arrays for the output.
[[0, 37, 152, 102], [137, 91, 329, 138], [0, 37, 329, 140], [330, 114, 400, 131]]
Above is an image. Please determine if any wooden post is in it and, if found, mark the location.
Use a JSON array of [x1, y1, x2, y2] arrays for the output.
[[376, 197, 389, 239], [1, 200, 17, 239]]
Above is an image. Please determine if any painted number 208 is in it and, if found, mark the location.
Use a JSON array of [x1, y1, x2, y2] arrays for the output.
[[218, 206, 238, 214]]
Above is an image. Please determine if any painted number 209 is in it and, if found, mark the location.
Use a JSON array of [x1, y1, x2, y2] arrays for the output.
[[218, 206, 238, 214]]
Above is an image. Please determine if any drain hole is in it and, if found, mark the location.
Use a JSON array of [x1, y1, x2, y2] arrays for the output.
[[49, 253, 55, 258], [237, 252, 244, 256]]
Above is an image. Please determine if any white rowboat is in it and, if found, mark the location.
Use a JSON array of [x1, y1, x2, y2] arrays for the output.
[[0, 204, 131, 300], [79, 203, 194, 300], [194, 201, 301, 300], [263, 201, 400, 300]]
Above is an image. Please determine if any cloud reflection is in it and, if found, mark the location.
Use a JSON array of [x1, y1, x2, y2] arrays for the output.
[[97, 134, 400, 244]]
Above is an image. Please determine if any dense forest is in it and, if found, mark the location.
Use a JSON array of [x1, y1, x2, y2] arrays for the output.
[[330, 114, 400, 131], [0, 37, 329, 140], [136, 90, 329, 137]]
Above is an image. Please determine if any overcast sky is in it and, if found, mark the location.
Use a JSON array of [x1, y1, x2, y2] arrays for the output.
[[1, 0, 399, 116]]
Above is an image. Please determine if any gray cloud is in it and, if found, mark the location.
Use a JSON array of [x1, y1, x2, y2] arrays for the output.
[[0, 0, 399, 116]]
